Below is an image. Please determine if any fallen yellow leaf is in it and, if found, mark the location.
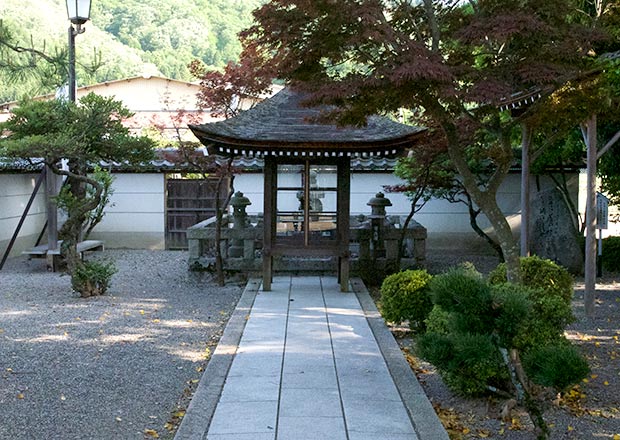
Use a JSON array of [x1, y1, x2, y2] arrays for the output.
[[567, 425, 574, 431], [144, 429, 159, 438], [613, 434, 620, 440], [17, 393, 24, 399], [591, 374, 598, 379], [140, 310, 145, 315], [604, 381, 610, 386]]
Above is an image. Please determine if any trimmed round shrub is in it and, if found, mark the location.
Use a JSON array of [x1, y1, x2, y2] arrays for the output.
[[602, 236, 620, 272], [379, 269, 433, 331], [488, 256, 574, 304], [490, 283, 533, 348], [416, 332, 509, 396], [523, 342, 590, 391], [429, 267, 493, 334], [489, 256, 574, 348]]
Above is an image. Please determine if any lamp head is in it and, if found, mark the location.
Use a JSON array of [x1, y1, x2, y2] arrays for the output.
[[66, 0, 91, 25]]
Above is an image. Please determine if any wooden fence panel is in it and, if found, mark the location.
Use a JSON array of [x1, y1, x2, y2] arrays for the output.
[[165, 178, 229, 250]]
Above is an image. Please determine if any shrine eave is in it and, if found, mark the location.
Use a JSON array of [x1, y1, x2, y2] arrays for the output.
[[188, 87, 426, 159], [188, 128, 424, 158]]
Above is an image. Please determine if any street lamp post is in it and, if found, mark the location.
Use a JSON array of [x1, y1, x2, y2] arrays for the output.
[[66, 0, 91, 103], [46, 0, 92, 269]]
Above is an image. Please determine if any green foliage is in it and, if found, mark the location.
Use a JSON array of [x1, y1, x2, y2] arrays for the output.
[[424, 305, 451, 335], [489, 256, 575, 348], [0, 94, 154, 297], [602, 236, 620, 272], [0, 0, 266, 101], [71, 260, 117, 297], [379, 269, 432, 331], [416, 332, 508, 396], [0, 94, 154, 164], [415, 262, 586, 399], [429, 267, 492, 334], [490, 283, 533, 349], [489, 256, 574, 304], [523, 343, 590, 392]]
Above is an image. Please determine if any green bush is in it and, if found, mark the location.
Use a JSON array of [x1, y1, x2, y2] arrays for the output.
[[523, 342, 590, 391], [490, 257, 575, 349], [488, 256, 574, 304], [416, 332, 508, 396], [490, 283, 533, 348], [379, 269, 433, 331], [429, 267, 492, 334], [424, 305, 451, 335], [71, 260, 117, 298], [413, 261, 587, 401], [602, 236, 620, 272]]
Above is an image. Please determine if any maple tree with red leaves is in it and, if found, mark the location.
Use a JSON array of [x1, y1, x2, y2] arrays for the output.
[[188, 44, 276, 118], [232, 0, 614, 283]]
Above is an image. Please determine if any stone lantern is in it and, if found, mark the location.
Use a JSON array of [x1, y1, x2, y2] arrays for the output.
[[367, 192, 392, 258], [229, 191, 251, 258]]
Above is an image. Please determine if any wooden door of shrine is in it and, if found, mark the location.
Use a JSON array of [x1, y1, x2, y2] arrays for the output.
[[262, 156, 350, 291]]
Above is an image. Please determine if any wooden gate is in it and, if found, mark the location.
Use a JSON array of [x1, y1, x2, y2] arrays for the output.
[[165, 178, 229, 250]]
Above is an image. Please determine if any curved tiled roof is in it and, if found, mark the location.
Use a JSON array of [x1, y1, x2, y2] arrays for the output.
[[189, 88, 425, 158]]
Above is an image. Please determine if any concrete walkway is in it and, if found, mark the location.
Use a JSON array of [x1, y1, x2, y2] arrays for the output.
[[175, 276, 448, 440]]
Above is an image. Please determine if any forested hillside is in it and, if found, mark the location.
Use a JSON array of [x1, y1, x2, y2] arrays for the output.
[[0, 0, 264, 102]]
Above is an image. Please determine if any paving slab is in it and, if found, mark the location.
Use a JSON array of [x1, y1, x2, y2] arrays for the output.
[[174, 276, 449, 440]]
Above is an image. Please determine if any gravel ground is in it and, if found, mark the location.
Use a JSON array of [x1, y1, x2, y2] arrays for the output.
[[397, 252, 620, 440], [0, 250, 243, 440]]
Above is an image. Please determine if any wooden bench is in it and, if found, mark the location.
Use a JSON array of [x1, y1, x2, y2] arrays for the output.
[[23, 240, 105, 271]]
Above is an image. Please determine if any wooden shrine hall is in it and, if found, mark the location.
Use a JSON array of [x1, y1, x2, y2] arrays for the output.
[[189, 88, 425, 291]]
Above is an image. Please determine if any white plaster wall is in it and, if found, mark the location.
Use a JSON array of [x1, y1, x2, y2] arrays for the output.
[[89, 173, 165, 249], [0, 174, 47, 257]]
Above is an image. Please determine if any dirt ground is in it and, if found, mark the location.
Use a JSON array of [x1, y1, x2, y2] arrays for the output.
[[391, 253, 620, 440]]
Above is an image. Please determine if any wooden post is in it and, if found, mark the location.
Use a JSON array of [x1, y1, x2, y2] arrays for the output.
[[584, 115, 597, 317], [520, 123, 532, 257], [45, 165, 59, 271], [337, 158, 351, 292], [262, 157, 276, 291]]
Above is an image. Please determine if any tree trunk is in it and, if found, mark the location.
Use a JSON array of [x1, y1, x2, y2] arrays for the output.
[[443, 123, 521, 283], [464, 194, 504, 262], [477, 194, 521, 282], [52, 164, 103, 276]]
